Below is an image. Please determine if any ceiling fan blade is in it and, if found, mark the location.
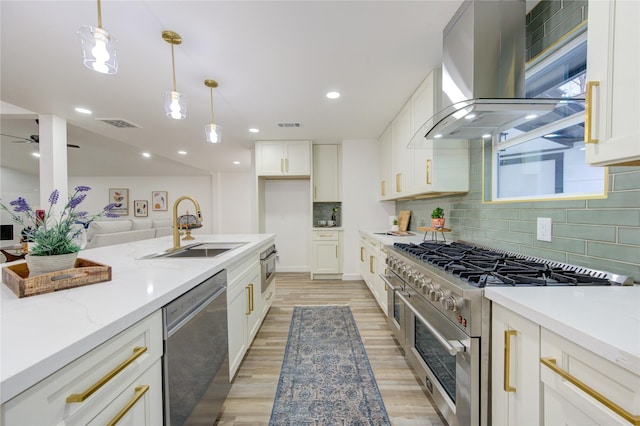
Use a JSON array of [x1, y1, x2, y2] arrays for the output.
[[67, 144, 80, 149], [1, 133, 33, 143]]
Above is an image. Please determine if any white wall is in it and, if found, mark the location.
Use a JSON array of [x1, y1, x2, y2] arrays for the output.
[[216, 172, 254, 234], [264, 179, 311, 272], [68, 175, 215, 234], [341, 139, 395, 280], [0, 167, 40, 245]]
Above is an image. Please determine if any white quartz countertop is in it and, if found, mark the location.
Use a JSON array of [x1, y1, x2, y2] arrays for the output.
[[360, 229, 425, 246], [0, 233, 275, 404], [485, 286, 640, 376]]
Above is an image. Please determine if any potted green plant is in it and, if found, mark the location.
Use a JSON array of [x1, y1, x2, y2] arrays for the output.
[[1, 186, 119, 275], [391, 219, 399, 232], [431, 207, 445, 229]]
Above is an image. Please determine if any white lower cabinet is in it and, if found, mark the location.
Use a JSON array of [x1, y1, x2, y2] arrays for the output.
[[227, 254, 262, 379], [311, 230, 343, 279], [1, 311, 163, 425], [358, 232, 388, 315], [491, 303, 541, 426], [540, 328, 640, 426]]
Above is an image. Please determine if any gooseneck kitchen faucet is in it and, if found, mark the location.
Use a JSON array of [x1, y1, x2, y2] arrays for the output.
[[171, 195, 202, 250]]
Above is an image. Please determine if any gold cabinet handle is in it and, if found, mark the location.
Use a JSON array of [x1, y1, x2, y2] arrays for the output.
[[245, 285, 252, 315], [285, 158, 289, 173], [280, 158, 284, 173], [249, 284, 254, 312], [360, 247, 364, 262], [106, 384, 149, 426], [396, 173, 402, 192], [66, 346, 148, 403], [319, 234, 333, 237], [426, 159, 432, 185], [335, 245, 338, 258], [381, 180, 386, 196], [314, 186, 317, 199], [585, 81, 600, 144], [541, 357, 640, 425], [369, 255, 375, 274], [504, 330, 517, 392]]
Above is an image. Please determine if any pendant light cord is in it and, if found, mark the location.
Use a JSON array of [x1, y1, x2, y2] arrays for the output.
[[96, 0, 103, 28], [210, 88, 215, 122], [171, 44, 177, 91]]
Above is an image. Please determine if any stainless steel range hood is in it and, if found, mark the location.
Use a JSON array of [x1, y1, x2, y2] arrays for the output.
[[410, 0, 585, 147]]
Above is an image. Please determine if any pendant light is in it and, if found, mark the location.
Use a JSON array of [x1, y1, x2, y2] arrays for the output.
[[204, 79, 221, 143], [77, 0, 118, 74], [163, 31, 187, 120]]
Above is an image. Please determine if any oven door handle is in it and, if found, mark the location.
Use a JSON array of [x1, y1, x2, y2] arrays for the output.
[[380, 274, 400, 292], [395, 291, 466, 356]]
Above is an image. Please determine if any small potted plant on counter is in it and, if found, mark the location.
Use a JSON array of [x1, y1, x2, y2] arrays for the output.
[[391, 219, 399, 232], [431, 207, 445, 229]]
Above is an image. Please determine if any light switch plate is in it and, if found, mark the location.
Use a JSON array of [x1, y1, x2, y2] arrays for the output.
[[537, 217, 552, 242]]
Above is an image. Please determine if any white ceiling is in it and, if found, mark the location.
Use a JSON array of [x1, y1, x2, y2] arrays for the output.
[[0, 0, 464, 177]]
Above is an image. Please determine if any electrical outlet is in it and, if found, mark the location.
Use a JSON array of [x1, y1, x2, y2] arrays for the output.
[[537, 217, 552, 242]]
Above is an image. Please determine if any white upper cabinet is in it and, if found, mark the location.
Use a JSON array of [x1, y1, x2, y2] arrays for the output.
[[379, 125, 392, 200], [379, 69, 469, 200], [313, 144, 341, 201], [391, 101, 412, 197], [585, 0, 640, 166], [255, 140, 312, 176]]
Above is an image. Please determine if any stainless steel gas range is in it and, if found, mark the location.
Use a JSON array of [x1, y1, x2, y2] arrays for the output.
[[381, 241, 629, 426]]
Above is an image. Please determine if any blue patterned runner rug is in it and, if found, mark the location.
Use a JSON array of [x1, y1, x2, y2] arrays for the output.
[[269, 305, 391, 425]]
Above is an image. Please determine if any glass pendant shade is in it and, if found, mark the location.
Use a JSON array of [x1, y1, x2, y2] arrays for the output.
[[164, 91, 187, 120], [205, 123, 221, 144], [78, 25, 118, 74]]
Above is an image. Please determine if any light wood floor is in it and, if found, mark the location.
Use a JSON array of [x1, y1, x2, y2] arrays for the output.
[[218, 273, 446, 425]]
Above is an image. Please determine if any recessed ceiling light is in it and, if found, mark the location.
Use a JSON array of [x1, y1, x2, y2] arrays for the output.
[[465, 113, 476, 119], [233, 161, 240, 165], [249, 128, 260, 133], [75, 107, 92, 114], [434, 134, 443, 139], [142, 152, 151, 158], [32, 152, 40, 158], [177, 150, 187, 155], [525, 114, 538, 120], [482, 133, 492, 139], [326, 91, 341, 99]]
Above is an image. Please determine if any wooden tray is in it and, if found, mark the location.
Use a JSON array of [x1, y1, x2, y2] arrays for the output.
[[2, 258, 112, 298]]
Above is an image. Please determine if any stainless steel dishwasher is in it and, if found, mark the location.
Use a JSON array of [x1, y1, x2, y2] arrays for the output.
[[163, 269, 230, 425]]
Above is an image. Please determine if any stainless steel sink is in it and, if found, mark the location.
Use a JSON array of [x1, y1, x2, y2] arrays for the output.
[[139, 242, 247, 259]]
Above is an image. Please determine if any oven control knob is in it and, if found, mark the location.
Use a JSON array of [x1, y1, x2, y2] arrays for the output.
[[430, 288, 444, 302], [441, 296, 460, 312], [414, 274, 425, 288], [403, 268, 413, 281], [423, 280, 434, 295]]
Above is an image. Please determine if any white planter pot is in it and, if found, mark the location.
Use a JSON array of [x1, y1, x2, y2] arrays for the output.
[[26, 252, 78, 276]]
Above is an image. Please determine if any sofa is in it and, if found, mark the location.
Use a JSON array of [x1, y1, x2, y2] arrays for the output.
[[84, 219, 173, 249]]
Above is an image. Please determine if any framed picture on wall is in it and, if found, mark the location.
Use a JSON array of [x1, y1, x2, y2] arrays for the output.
[[109, 188, 129, 216], [134, 200, 148, 217], [152, 191, 168, 211]]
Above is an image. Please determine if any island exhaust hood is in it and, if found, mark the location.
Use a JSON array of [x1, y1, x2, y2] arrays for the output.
[[410, 0, 585, 147]]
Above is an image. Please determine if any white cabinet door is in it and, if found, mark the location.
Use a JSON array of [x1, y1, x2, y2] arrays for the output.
[[491, 304, 541, 426], [285, 141, 312, 176], [313, 144, 341, 201], [391, 102, 412, 197], [379, 125, 392, 200], [255, 141, 286, 175], [585, 0, 640, 166], [227, 282, 249, 379], [540, 328, 640, 426], [313, 240, 340, 273]]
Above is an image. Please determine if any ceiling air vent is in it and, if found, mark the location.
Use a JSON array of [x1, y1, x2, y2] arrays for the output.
[[277, 122, 302, 128], [96, 118, 142, 129]]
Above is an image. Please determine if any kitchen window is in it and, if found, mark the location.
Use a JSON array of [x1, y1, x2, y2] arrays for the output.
[[488, 31, 606, 202]]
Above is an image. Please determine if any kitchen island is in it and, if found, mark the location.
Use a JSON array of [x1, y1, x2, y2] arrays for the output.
[[0, 233, 275, 405]]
